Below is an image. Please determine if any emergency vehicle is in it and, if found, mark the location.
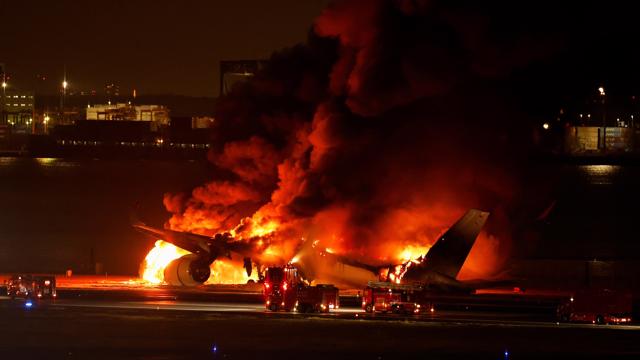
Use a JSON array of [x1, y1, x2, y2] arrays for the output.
[[5, 275, 57, 300], [263, 265, 339, 313], [557, 289, 632, 325], [362, 281, 433, 314]]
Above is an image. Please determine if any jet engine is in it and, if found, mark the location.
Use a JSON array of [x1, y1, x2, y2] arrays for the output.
[[163, 254, 211, 286]]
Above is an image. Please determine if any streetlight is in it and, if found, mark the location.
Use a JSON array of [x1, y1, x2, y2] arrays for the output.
[[1, 79, 6, 124], [60, 78, 68, 123], [599, 86, 606, 150], [44, 114, 50, 134]]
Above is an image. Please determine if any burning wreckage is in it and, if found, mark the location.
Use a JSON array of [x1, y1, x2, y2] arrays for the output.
[[131, 0, 530, 291], [134, 209, 490, 292]]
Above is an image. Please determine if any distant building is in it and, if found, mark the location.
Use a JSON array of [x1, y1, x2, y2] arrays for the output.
[[564, 126, 635, 154], [1, 90, 35, 134], [86, 103, 170, 130], [191, 116, 214, 129]]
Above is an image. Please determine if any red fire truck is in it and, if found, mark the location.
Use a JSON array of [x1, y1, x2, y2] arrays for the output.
[[557, 289, 632, 325], [5, 275, 57, 300], [362, 281, 432, 314], [263, 265, 339, 313]]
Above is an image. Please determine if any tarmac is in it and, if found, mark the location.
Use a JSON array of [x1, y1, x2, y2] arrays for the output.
[[0, 280, 638, 359]]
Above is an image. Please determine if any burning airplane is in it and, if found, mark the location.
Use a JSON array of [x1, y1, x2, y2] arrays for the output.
[[135, 209, 490, 291], [132, 0, 556, 287], [290, 209, 490, 291]]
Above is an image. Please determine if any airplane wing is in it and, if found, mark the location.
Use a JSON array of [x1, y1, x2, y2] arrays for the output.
[[132, 222, 212, 255], [133, 221, 258, 259]]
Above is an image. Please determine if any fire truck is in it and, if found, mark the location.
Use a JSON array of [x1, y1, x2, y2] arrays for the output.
[[263, 265, 339, 313], [557, 289, 632, 325], [362, 281, 432, 314], [5, 275, 57, 300]]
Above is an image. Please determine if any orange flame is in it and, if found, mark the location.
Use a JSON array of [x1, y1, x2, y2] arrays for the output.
[[388, 244, 430, 284], [140, 240, 190, 284], [398, 244, 429, 263], [207, 259, 259, 284], [250, 220, 278, 238], [140, 240, 262, 285], [140, 214, 285, 285]]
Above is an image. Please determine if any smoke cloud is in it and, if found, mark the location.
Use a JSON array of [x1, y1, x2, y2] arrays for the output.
[[163, 0, 563, 278]]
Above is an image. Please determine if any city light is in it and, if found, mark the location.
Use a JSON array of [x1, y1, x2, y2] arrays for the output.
[[542, 123, 550, 130], [598, 86, 605, 96], [1, 81, 6, 89], [62, 80, 68, 89]]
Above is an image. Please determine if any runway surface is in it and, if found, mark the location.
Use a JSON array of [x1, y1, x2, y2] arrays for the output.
[[1, 280, 639, 358], [0, 296, 639, 359], [0, 277, 633, 328], [3, 293, 635, 331]]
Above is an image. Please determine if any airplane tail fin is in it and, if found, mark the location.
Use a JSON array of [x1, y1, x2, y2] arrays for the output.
[[422, 209, 490, 279]]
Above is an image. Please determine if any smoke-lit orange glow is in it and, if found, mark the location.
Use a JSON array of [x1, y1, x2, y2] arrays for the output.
[[231, 216, 281, 240], [458, 231, 503, 280], [141, 240, 190, 284]]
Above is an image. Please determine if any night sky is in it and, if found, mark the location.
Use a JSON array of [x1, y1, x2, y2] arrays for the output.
[[0, 0, 329, 97]]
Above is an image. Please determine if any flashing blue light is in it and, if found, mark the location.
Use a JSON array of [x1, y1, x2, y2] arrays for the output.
[[25, 301, 33, 308], [504, 350, 509, 358], [212, 345, 217, 353]]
